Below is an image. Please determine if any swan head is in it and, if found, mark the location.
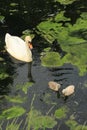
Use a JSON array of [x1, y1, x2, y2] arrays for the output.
[[25, 36, 33, 49]]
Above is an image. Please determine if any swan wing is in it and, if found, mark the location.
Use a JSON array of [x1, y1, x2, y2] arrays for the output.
[[5, 33, 32, 62]]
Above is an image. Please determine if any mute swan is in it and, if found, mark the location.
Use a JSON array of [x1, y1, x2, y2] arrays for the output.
[[5, 33, 33, 62], [48, 81, 61, 91], [62, 85, 75, 96]]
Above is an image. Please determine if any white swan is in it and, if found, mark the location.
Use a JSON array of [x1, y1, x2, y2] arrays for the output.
[[5, 33, 33, 62]]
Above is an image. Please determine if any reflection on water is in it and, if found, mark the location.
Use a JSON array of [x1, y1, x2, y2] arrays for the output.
[[8, 56, 34, 85], [28, 62, 34, 82]]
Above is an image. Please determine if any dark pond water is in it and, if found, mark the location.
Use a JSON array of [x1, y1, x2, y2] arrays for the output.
[[1, 43, 87, 129]]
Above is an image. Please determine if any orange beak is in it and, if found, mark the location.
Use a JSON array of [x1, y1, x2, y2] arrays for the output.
[[28, 42, 33, 49]]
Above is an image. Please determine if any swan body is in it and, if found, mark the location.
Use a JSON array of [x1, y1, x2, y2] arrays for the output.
[[5, 33, 32, 62], [48, 81, 61, 91], [62, 85, 75, 96]]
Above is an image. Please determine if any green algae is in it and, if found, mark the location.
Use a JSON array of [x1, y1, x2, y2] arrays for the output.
[[54, 106, 69, 119], [55, 0, 76, 5], [0, 15, 5, 23], [10, 3, 18, 7], [0, 106, 26, 120], [42, 92, 57, 105], [37, 13, 86, 45], [22, 82, 34, 94], [0, 118, 22, 130], [15, 82, 34, 94], [41, 46, 87, 76], [0, 57, 4, 62], [54, 11, 71, 22], [21, 29, 35, 40], [0, 72, 9, 80], [41, 52, 61, 67], [26, 109, 57, 130], [0, 61, 10, 80], [65, 119, 87, 130], [37, 12, 87, 76], [5, 95, 26, 104]]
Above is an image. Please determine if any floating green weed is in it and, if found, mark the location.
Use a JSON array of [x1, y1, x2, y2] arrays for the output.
[[22, 29, 35, 40], [0, 72, 9, 80], [65, 119, 87, 130], [84, 81, 87, 88], [0, 118, 22, 130], [37, 11, 87, 76], [6, 118, 22, 130], [0, 106, 26, 120], [22, 82, 34, 94], [10, 3, 18, 6], [42, 93, 57, 105], [55, 0, 76, 5], [54, 11, 70, 22], [0, 15, 5, 23], [5, 95, 26, 104], [54, 106, 69, 119], [41, 52, 61, 67], [15, 82, 34, 94], [0, 62, 10, 80], [26, 109, 57, 130], [0, 57, 4, 62]]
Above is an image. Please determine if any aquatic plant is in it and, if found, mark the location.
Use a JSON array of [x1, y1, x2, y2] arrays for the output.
[[0, 15, 5, 23], [6, 118, 22, 130], [54, 106, 69, 119], [65, 119, 87, 130], [0, 106, 26, 120], [15, 81, 34, 94], [37, 11, 87, 76], [0, 72, 9, 80], [55, 0, 76, 5], [42, 92, 57, 105], [36, 13, 86, 45], [22, 29, 35, 40], [10, 2, 18, 7], [41, 51, 61, 67], [5, 95, 26, 104], [22, 82, 34, 94], [0, 61, 10, 80], [54, 11, 71, 22], [0, 118, 23, 130], [0, 57, 4, 62], [26, 108, 57, 130]]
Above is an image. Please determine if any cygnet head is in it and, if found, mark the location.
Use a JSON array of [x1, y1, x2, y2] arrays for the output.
[[25, 36, 33, 49]]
